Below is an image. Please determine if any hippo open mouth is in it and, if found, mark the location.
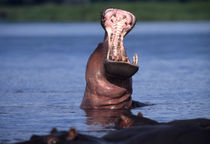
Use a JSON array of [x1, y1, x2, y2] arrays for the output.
[[101, 8, 139, 79]]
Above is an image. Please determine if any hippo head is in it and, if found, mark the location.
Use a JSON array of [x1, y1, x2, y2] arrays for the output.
[[101, 8, 138, 79]]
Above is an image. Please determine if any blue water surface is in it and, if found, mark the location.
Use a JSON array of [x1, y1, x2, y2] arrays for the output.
[[0, 22, 210, 143]]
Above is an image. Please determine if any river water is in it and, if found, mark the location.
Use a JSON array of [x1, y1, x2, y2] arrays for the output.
[[0, 21, 210, 143]]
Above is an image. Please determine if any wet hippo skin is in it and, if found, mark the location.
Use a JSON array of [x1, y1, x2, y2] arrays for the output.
[[103, 125, 210, 144], [16, 128, 103, 144], [116, 111, 210, 129], [16, 111, 210, 144], [80, 8, 145, 110], [17, 123, 210, 144]]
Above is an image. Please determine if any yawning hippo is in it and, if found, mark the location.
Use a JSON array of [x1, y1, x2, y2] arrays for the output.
[[81, 8, 144, 109]]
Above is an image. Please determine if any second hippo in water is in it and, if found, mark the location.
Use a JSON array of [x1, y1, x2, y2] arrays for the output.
[[81, 8, 144, 109]]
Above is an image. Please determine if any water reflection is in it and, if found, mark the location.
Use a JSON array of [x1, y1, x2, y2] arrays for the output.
[[84, 109, 132, 128], [83, 108, 160, 130]]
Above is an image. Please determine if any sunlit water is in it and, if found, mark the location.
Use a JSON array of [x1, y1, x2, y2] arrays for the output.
[[0, 22, 210, 143]]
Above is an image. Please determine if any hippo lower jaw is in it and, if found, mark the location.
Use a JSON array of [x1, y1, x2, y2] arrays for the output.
[[101, 8, 139, 79]]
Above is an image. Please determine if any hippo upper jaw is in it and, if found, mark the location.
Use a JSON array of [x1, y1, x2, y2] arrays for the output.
[[101, 8, 139, 79]]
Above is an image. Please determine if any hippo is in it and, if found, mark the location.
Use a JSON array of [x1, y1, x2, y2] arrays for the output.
[[17, 124, 210, 144], [116, 111, 210, 129], [103, 124, 210, 144], [80, 8, 144, 109], [16, 128, 102, 144]]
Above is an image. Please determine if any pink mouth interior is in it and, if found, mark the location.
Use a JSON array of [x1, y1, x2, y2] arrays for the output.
[[102, 8, 138, 78], [101, 8, 136, 63]]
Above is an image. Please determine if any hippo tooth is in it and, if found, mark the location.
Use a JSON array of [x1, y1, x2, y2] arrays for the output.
[[135, 53, 138, 65], [136, 53, 138, 64], [125, 57, 128, 62], [107, 49, 111, 59], [132, 55, 135, 64], [132, 53, 138, 65]]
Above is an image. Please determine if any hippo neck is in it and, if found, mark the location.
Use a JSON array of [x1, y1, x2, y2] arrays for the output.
[[87, 39, 131, 86], [81, 40, 133, 110]]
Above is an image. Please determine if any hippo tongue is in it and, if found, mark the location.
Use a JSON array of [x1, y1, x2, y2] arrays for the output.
[[101, 8, 139, 78]]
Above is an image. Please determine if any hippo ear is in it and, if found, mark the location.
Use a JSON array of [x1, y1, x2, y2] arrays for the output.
[[120, 115, 133, 128], [205, 126, 210, 129], [50, 128, 57, 134], [120, 115, 130, 123], [68, 127, 77, 141], [137, 112, 143, 117], [45, 135, 59, 144]]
